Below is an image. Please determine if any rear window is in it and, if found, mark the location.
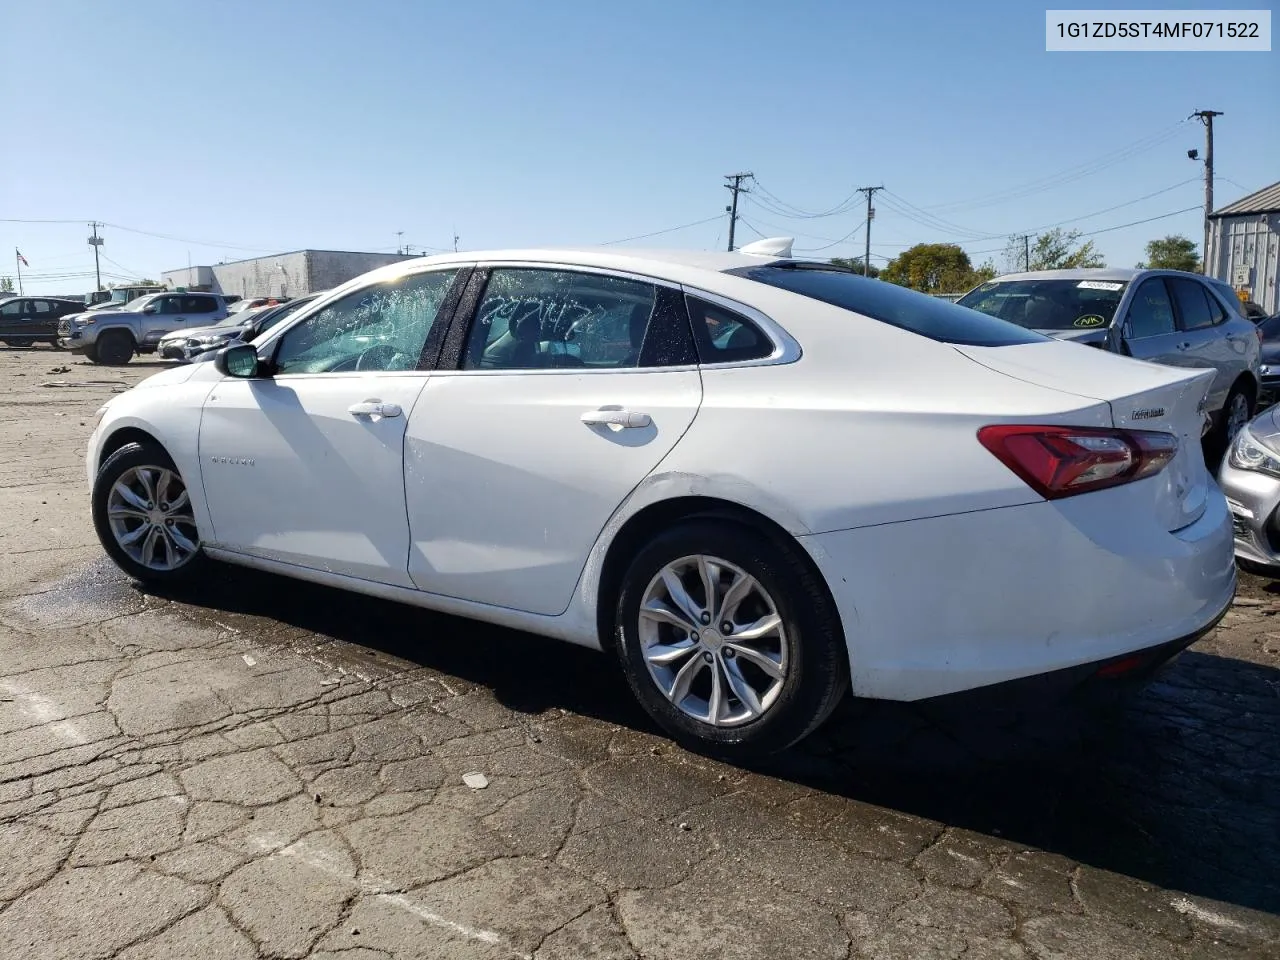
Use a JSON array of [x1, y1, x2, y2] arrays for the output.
[[730, 265, 1044, 347], [957, 278, 1128, 331]]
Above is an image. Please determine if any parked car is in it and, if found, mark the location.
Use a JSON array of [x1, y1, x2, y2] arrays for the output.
[[158, 293, 323, 362], [1253, 314, 1280, 400], [59, 292, 231, 364], [0, 296, 92, 347], [1219, 401, 1280, 573], [228, 296, 291, 315], [85, 242, 1234, 756], [1239, 299, 1269, 323], [957, 268, 1262, 446]]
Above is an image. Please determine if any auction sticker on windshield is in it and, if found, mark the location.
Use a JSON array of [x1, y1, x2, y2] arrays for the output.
[[1074, 314, 1107, 327], [1078, 281, 1125, 291]]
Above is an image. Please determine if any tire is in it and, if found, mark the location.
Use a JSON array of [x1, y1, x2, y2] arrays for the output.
[[1215, 382, 1254, 447], [6, 337, 33, 349], [1239, 558, 1280, 578], [613, 520, 849, 758], [81, 344, 99, 363], [95, 330, 135, 365], [92, 441, 208, 584]]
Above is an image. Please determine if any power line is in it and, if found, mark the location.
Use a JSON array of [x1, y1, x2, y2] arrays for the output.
[[963, 205, 1203, 256], [920, 121, 1188, 213], [747, 179, 861, 220], [599, 214, 725, 246], [789, 220, 869, 254]]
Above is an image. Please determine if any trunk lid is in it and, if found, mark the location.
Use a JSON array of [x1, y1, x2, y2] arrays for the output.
[[954, 341, 1214, 532]]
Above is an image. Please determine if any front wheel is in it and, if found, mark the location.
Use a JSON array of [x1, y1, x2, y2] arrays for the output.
[[1217, 383, 1254, 446], [92, 441, 208, 584], [613, 520, 849, 758], [95, 330, 135, 365]]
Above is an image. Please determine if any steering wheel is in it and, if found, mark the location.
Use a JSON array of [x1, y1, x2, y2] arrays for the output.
[[354, 343, 401, 372]]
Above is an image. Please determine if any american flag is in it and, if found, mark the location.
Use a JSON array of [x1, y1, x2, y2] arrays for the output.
[[15, 249, 28, 267]]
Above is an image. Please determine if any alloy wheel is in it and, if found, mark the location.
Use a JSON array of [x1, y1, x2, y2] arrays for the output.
[[106, 466, 200, 571], [637, 554, 788, 727]]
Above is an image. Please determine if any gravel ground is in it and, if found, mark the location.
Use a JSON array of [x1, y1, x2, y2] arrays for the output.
[[0, 346, 1277, 959]]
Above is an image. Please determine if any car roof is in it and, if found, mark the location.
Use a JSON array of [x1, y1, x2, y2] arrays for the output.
[[390, 246, 788, 277], [991, 268, 1143, 282]]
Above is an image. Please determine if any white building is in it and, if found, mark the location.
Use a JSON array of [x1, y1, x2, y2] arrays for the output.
[[162, 249, 414, 300], [1207, 181, 1280, 315]]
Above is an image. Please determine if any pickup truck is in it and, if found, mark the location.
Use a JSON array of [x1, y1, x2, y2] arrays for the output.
[[58, 291, 231, 364]]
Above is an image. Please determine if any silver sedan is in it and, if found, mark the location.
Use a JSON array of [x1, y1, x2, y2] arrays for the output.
[[1220, 403, 1280, 571]]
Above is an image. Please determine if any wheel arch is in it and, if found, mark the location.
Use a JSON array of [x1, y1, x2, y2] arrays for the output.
[[95, 426, 167, 477], [591, 493, 845, 658]]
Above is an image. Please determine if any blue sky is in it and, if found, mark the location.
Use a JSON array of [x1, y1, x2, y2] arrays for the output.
[[2, 0, 1275, 294]]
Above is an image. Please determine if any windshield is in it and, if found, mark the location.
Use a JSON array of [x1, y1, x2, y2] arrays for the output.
[[215, 310, 257, 327], [957, 278, 1128, 331], [730, 264, 1043, 347], [122, 295, 158, 312]]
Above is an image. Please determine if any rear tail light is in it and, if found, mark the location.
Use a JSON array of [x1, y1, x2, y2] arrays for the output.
[[977, 425, 1178, 500]]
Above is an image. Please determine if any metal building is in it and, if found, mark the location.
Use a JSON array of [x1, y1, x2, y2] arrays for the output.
[[162, 249, 414, 299], [1207, 180, 1280, 315]]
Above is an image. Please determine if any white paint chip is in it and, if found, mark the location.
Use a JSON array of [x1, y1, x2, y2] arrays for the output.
[[241, 654, 256, 667], [462, 772, 489, 790]]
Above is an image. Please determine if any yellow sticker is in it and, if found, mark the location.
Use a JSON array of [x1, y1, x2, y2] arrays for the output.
[[1074, 314, 1106, 328]]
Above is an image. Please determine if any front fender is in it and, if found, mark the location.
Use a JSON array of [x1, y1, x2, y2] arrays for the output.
[[88, 373, 220, 540]]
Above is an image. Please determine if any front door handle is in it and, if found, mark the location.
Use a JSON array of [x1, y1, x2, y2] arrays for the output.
[[1178, 342, 1192, 350], [348, 400, 402, 418], [581, 409, 652, 429]]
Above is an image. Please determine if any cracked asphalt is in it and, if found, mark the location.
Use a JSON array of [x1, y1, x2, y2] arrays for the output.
[[1, 347, 1278, 959]]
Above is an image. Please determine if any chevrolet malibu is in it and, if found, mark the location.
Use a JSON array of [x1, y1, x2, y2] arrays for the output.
[[85, 241, 1236, 755]]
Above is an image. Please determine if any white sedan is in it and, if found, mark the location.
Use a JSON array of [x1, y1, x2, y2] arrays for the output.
[[85, 239, 1236, 756]]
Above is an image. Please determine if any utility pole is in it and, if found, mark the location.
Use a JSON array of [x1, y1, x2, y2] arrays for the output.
[[87, 222, 104, 291], [724, 172, 752, 252], [1191, 109, 1222, 275], [1011, 234, 1032, 271], [395, 231, 405, 255], [856, 186, 883, 276], [453, 228, 459, 253]]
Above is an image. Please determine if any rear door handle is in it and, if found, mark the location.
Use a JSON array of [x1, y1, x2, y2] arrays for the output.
[[581, 409, 652, 429], [348, 400, 402, 418]]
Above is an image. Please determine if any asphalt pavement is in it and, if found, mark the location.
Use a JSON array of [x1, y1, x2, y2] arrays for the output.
[[0, 346, 1277, 959]]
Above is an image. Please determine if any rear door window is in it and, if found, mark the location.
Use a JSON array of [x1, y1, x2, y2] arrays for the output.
[[1168, 277, 1215, 331], [462, 268, 661, 371], [1125, 279, 1177, 338], [183, 296, 217, 314]]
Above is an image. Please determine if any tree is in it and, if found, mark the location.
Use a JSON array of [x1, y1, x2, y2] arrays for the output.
[[1006, 228, 1104, 271], [1138, 234, 1200, 272], [880, 243, 991, 294], [830, 257, 880, 278], [0, 276, 12, 293]]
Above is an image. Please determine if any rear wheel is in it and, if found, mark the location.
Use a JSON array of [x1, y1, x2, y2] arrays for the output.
[[4, 337, 34, 349], [613, 520, 848, 758], [95, 330, 134, 365], [92, 441, 207, 584]]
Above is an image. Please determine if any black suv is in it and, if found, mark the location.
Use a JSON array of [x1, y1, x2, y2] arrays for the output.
[[0, 297, 88, 347]]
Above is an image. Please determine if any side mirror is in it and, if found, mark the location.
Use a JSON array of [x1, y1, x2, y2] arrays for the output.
[[141, 305, 157, 315], [214, 342, 264, 378]]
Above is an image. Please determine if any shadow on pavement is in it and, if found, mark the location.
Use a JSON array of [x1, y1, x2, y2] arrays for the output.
[[143, 563, 1280, 915]]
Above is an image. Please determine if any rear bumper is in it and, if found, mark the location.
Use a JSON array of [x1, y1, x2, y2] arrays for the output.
[[799, 484, 1236, 702]]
